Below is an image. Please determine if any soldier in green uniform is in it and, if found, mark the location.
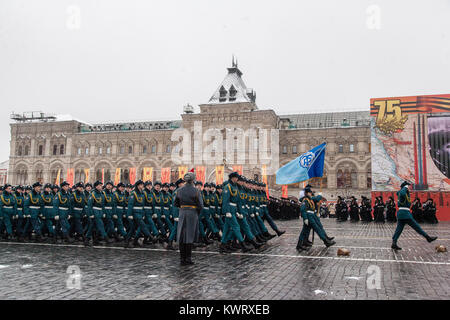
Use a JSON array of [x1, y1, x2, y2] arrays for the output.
[[13, 185, 25, 241], [195, 181, 212, 246], [53, 181, 74, 243], [103, 181, 117, 240], [40, 183, 57, 243], [112, 182, 128, 242], [151, 182, 169, 242], [161, 183, 175, 240], [391, 181, 437, 250], [71, 182, 87, 243], [200, 183, 220, 242], [126, 180, 153, 248], [213, 184, 224, 232], [257, 182, 285, 237], [219, 172, 251, 253], [140, 181, 160, 242], [297, 186, 335, 251], [23, 182, 44, 242], [0, 184, 17, 241], [249, 180, 275, 241], [86, 181, 112, 245]]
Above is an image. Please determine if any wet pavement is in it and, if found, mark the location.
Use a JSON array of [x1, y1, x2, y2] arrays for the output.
[[0, 219, 449, 300]]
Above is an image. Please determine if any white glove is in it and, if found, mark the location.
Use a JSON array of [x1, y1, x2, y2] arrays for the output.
[[68, 216, 71, 220], [102, 214, 106, 218], [26, 215, 31, 218], [128, 216, 134, 220], [39, 214, 43, 218], [170, 215, 173, 219], [215, 214, 219, 218], [250, 214, 255, 218], [304, 219, 309, 226], [42, 216, 46, 220], [225, 212, 232, 218], [152, 214, 157, 219], [174, 218, 179, 222], [256, 212, 259, 216], [15, 215, 19, 219], [123, 215, 126, 218], [161, 215, 166, 219], [54, 215, 60, 221], [89, 215, 94, 219], [113, 215, 118, 219], [238, 214, 244, 219]]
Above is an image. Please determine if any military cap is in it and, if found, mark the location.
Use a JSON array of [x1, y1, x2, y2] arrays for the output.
[[52, 185, 60, 190], [126, 183, 133, 188], [175, 178, 184, 187], [105, 181, 114, 187], [32, 182, 42, 188], [44, 183, 53, 189], [195, 181, 203, 186], [75, 182, 85, 188], [216, 184, 223, 189], [169, 183, 175, 188], [162, 183, 169, 188], [204, 183, 210, 188], [229, 172, 240, 179], [4, 184, 12, 189], [144, 181, 152, 187], [238, 175, 245, 181], [0, 186, 3, 191], [304, 187, 313, 194], [85, 183, 93, 188], [93, 181, 103, 188], [400, 181, 411, 189], [210, 183, 216, 188], [117, 182, 125, 188], [153, 181, 162, 187], [135, 180, 144, 187], [60, 181, 70, 188], [16, 185, 24, 191]]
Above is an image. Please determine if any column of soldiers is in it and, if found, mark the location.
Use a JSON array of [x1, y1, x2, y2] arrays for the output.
[[334, 195, 438, 224], [0, 173, 286, 253]]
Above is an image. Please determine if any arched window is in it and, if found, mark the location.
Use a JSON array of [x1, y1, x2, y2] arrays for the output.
[[105, 169, 111, 182], [98, 147, 103, 155], [60, 144, 65, 155], [349, 144, 354, 153], [95, 169, 102, 181], [106, 146, 111, 155], [151, 145, 156, 154], [85, 147, 89, 155], [53, 145, 58, 155], [24, 145, 29, 156], [121, 169, 130, 184], [18, 146, 23, 156], [166, 145, 171, 153], [338, 144, 343, 153], [351, 169, 357, 188], [143, 146, 148, 154], [77, 148, 82, 155], [128, 146, 133, 154], [120, 146, 125, 154], [337, 169, 345, 188], [282, 146, 287, 154], [38, 145, 44, 156], [292, 145, 297, 154]]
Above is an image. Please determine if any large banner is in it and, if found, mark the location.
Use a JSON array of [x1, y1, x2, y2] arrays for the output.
[[114, 168, 121, 186], [371, 94, 450, 191], [196, 166, 206, 184], [178, 166, 187, 179], [262, 164, 269, 199], [143, 167, 153, 182], [129, 168, 137, 185], [55, 169, 61, 185], [371, 93, 450, 220], [67, 168, 74, 187], [215, 166, 224, 185], [161, 167, 171, 184], [84, 169, 90, 184], [232, 165, 243, 175]]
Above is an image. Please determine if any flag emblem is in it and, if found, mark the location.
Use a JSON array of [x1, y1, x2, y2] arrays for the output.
[[299, 152, 315, 168]]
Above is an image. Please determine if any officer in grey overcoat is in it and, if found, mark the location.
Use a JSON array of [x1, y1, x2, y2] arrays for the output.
[[174, 172, 203, 265]]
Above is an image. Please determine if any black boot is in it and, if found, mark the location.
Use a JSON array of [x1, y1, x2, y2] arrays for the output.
[[185, 244, 194, 265], [276, 230, 286, 237], [391, 241, 402, 250], [180, 244, 188, 265], [166, 240, 176, 250], [426, 235, 438, 243], [249, 237, 263, 249], [324, 238, 336, 247], [219, 242, 232, 253], [326, 236, 335, 241], [133, 237, 142, 247], [263, 232, 276, 240], [240, 241, 252, 252], [105, 235, 114, 244], [303, 240, 313, 247], [84, 237, 92, 247], [64, 234, 75, 244], [256, 234, 267, 243]]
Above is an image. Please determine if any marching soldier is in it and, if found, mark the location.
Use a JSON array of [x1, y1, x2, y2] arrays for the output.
[[0, 184, 17, 241], [392, 181, 437, 250], [126, 180, 153, 248], [385, 196, 397, 222], [86, 181, 112, 245], [71, 182, 87, 242], [23, 182, 44, 242], [151, 182, 169, 242], [103, 181, 117, 240], [41, 183, 57, 243], [13, 185, 25, 241], [257, 182, 285, 237], [53, 181, 74, 243], [161, 183, 176, 241], [112, 182, 128, 241]]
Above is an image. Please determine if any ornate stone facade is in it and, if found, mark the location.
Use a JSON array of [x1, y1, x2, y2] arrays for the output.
[[8, 62, 371, 200]]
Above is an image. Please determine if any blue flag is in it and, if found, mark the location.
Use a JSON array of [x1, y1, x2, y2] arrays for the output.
[[276, 143, 326, 185]]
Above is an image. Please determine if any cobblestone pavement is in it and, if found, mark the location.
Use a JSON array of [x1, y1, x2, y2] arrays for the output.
[[0, 219, 449, 300]]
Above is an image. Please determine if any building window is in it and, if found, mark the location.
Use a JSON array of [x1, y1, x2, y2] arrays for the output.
[[166, 145, 171, 153], [120, 146, 125, 154], [282, 146, 287, 154], [98, 147, 102, 155], [338, 144, 343, 153], [292, 145, 297, 154], [38, 145, 43, 156], [85, 147, 89, 155], [60, 144, 65, 155], [77, 148, 82, 155], [24, 145, 29, 156], [151, 145, 156, 153], [143, 146, 147, 154], [17, 146, 22, 156], [128, 146, 133, 154], [349, 144, 354, 153], [53, 145, 58, 155], [106, 147, 111, 154]]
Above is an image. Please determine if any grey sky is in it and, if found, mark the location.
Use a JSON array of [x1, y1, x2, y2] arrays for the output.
[[1, 0, 450, 162]]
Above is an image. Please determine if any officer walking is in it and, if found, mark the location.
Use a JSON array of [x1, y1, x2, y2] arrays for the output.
[[0, 184, 17, 241], [391, 181, 437, 250]]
